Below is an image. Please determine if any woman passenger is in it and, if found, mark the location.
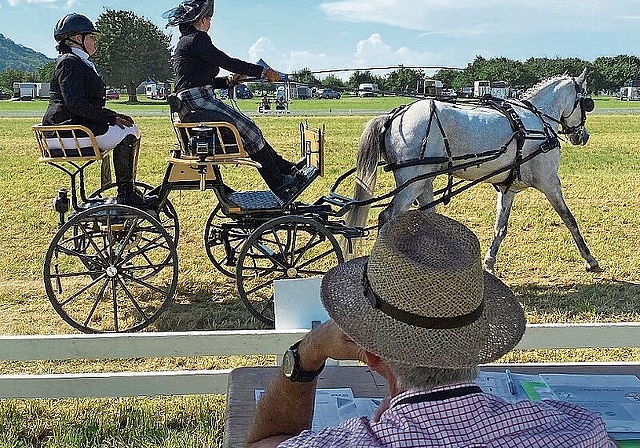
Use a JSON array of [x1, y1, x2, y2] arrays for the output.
[[43, 13, 153, 208]]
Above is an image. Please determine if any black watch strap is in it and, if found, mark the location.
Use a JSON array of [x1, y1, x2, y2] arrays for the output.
[[283, 340, 325, 382]]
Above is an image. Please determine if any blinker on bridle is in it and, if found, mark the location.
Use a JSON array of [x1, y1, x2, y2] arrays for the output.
[[559, 79, 594, 135], [361, 262, 484, 329]]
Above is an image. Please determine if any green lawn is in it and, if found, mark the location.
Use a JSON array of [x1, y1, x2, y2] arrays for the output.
[[1, 94, 638, 116], [1, 109, 640, 446]]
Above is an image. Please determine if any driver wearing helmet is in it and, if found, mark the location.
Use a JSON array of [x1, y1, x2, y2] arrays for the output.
[[42, 13, 154, 208], [164, 0, 317, 202]]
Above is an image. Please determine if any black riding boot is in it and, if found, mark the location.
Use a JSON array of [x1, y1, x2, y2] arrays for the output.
[[262, 142, 300, 173], [112, 135, 155, 208], [251, 147, 296, 193]]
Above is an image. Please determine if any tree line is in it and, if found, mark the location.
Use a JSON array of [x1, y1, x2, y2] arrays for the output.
[[294, 55, 640, 95], [1, 8, 639, 98]]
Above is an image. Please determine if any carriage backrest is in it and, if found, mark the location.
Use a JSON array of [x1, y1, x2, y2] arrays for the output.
[[32, 124, 104, 162], [167, 94, 247, 159]]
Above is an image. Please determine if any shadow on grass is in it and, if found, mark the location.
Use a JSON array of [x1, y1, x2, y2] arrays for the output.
[[152, 283, 269, 332], [513, 280, 640, 319]]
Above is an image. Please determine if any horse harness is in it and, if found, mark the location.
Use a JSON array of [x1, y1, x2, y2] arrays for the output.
[[379, 95, 569, 202]]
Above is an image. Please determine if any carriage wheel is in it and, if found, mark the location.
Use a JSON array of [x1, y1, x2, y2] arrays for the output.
[[43, 204, 179, 333], [203, 204, 251, 278], [236, 215, 344, 326], [89, 181, 179, 245]]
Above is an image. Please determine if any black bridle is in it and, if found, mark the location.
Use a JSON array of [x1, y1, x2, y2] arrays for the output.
[[557, 79, 594, 135]]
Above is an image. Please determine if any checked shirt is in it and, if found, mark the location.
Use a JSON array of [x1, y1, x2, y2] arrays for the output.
[[277, 382, 615, 448]]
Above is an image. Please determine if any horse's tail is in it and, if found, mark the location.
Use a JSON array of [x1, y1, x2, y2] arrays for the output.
[[345, 115, 387, 254]]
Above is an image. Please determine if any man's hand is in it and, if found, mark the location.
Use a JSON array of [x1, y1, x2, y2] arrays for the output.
[[263, 68, 280, 83], [114, 114, 134, 129], [298, 320, 366, 372], [229, 73, 247, 86]]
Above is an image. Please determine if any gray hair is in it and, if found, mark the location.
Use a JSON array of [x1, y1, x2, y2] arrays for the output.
[[386, 361, 478, 390]]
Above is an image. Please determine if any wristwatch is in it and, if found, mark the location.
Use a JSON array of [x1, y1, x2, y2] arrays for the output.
[[282, 340, 325, 382]]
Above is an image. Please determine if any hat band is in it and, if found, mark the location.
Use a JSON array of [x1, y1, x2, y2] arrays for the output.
[[362, 268, 484, 329]]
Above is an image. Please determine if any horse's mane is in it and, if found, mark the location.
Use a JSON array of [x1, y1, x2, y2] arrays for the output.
[[522, 74, 569, 100]]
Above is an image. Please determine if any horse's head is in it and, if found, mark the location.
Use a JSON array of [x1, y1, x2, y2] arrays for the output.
[[559, 68, 594, 145]]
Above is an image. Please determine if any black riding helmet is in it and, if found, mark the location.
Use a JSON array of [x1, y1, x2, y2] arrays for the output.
[[54, 13, 97, 41], [54, 13, 97, 54], [163, 0, 214, 27]]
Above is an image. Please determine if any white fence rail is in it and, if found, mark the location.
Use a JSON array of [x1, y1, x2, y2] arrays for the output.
[[2, 323, 640, 399]]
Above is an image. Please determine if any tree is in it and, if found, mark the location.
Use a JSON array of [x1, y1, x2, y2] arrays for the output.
[[593, 55, 640, 93], [0, 68, 32, 92], [35, 61, 56, 83], [382, 67, 424, 93], [320, 74, 345, 90], [291, 68, 320, 87], [92, 9, 172, 102]]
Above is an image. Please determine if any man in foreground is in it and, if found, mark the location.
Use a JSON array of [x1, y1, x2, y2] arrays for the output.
[[246, 211, 614, 447]]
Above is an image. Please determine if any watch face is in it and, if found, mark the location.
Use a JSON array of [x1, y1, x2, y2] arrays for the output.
[[282, 349, 295, 378]]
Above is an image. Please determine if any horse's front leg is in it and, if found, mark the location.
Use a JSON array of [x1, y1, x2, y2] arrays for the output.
[[539, 179, 602, 272], [484, 189, 516, 274]]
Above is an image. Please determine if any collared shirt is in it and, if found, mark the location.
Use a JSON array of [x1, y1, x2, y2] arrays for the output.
[[70, 47, 98, 74], [277, 382, 615, 448]]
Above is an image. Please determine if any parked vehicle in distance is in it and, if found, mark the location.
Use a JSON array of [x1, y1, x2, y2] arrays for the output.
[[0, 89, 11, 100], [459, 86, 473, 98], [619, 80, 640, 101], [234, 84, 254, 99], [316, 88, 341, 99], [358, 83, 379, 97], [105, 89, 120, 100], [441, 88, 457, 101]]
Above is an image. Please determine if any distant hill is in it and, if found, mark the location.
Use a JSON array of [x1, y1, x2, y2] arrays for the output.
[[0, 34, 54, 72]]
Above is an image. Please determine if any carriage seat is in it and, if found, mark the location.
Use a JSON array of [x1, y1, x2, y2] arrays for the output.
[[32, 124, 107, 162], [167, 94, 260, 169]]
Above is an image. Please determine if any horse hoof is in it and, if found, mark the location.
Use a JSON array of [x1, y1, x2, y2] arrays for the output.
[[483, 257, 496, 275], [585, 259, 603, 273]]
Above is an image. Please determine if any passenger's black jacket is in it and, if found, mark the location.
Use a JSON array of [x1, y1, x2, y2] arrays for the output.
[[173, 26, 263, 93], [43, 52, 117, 136]]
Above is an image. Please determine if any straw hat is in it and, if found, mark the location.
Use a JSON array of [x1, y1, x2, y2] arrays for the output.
[[321, 211, 525, 368]]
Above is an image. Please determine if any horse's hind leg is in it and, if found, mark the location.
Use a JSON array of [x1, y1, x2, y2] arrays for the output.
[[379, 173, 432, 226], [483, 189, 516, 274], [539, 179, 602, 272]]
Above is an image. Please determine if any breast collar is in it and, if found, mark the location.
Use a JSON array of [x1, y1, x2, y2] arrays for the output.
[[393, 385, 483, 407]]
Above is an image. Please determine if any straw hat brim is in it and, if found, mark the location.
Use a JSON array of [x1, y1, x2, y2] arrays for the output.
[[321, 257, 525, 368]]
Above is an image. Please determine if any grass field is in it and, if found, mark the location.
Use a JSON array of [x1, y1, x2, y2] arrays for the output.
[[1, 94, 640, 116], [1, 106, 640, 446]]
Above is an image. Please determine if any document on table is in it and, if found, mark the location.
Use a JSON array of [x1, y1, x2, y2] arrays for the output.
[[475, 371, 558, 402], [540, 374, 640, 434], [255, 388, 383, 431]]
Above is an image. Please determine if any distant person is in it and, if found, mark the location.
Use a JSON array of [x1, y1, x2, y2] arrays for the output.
[[43, 13, 153, 208], [276, 95, 287, 110], [246, 211, 615, 448], [261, 94, 271, 111], [163, 0, 316, 202]]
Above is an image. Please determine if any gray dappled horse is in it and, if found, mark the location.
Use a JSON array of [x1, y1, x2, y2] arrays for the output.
[[347, 68, 600, 273]]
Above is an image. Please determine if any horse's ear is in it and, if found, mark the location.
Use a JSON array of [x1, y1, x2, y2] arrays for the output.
[[576, 67, 588, 84]]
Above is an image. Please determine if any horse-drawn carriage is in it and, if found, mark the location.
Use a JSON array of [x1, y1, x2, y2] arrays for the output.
[[33, 69, 598, 333], [33, 94, 366, 333]]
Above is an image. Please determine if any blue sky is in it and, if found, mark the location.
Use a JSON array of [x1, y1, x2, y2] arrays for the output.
[[1, 0, 640, 79]]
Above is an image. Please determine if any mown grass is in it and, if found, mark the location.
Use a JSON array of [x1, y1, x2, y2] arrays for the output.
[[0, 110, 640, 446]]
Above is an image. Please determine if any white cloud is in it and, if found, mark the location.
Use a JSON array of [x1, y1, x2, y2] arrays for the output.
[[353, 33, 442, 71], [319, 0, 629, 35], [248, 37, 275, 62]]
